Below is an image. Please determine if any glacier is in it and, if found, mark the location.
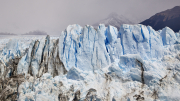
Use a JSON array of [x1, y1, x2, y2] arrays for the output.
[[0, 24, 180, 101]]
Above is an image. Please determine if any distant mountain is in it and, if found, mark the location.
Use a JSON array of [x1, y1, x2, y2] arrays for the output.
[[23, 30, 47, 35], [93, 13, 134, 29], [0, 32, 16, 35], [140, 6, 180, 32]]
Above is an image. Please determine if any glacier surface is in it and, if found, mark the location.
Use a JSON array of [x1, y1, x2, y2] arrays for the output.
[[0, 24, 180, 101]]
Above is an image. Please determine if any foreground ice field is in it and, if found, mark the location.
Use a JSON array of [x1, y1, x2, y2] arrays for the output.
[[0, 24, 180, 101]]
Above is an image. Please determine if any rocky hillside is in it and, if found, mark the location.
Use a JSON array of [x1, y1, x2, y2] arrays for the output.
[[141, 6, 180, 32]]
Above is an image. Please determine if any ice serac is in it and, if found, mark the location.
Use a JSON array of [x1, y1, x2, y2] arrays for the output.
[[17, 41, 35, 75], [105, 25, 122, 62], [119, 24, 151, 60], [0, 39, 23, 64], [59, 24, 82, 71], [17, 35, 67, 77], [91, 24, 110, 71], [161, 27, 177, 45], [59, 24, 110, 71], [147, 26, 163, 59]]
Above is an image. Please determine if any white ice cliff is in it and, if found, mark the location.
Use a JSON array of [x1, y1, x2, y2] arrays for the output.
[[0, 24, 180, 101]]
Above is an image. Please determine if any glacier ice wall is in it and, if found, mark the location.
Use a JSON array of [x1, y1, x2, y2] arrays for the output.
[[59, 24, 178, 71], [1, 24, 180, 101]]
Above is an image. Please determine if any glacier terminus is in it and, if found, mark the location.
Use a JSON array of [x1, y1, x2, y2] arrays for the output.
[[0, 24, 180, 101]]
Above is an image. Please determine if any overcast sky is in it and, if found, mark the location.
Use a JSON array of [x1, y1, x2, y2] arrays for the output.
[[0, 0, 180, 36]]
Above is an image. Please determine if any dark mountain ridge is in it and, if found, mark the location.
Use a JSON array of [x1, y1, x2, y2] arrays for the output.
[[140, 6, 180, 32]]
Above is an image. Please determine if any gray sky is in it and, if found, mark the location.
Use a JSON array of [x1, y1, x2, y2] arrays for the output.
[[0, 0, 180, 36]]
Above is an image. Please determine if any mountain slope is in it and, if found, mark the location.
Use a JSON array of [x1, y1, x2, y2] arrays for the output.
[[140, 6, 180, 32], [93, 13, 134, 29]]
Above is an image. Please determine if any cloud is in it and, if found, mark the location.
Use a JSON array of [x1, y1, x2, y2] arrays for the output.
[[0, 0, 179, 35]]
